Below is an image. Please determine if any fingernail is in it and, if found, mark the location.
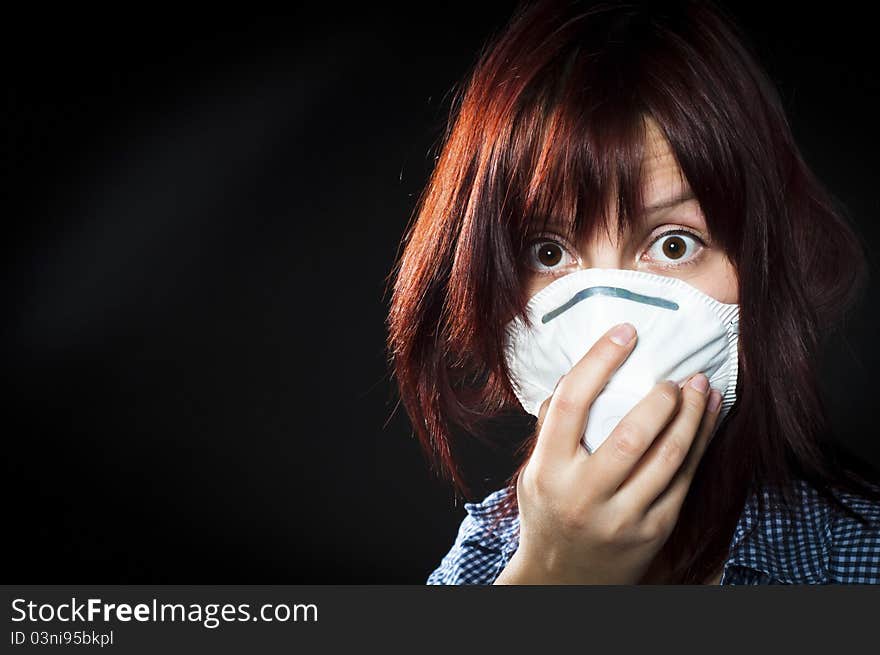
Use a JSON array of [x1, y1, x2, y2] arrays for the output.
[[688, 373, 709, 394], [609, 322, 636, 346], [707, 389, 722, 413]]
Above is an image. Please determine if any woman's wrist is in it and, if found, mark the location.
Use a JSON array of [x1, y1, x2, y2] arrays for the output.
[[493, 546, 584, 585], [493, 548, 538, 584]]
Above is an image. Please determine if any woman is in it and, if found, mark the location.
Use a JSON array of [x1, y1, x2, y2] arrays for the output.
[[385, 0, 880, 584]]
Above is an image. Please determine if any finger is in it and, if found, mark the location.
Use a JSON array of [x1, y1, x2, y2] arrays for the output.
[[614, 373, 711, 509], [643, 388, 722, 527], [582, 379, 681, 498], [516, 388, 555, 464], [537, 394, 551, 429], [539, 369, 568, 428], [533, 322, 637, 463]]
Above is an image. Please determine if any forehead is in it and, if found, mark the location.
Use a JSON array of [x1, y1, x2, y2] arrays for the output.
[[527, 116, 694, 237], [642, 118, 689, 199]]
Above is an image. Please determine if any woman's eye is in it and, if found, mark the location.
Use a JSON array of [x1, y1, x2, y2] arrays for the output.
[[526, 238, 577, 273], [644, 230, 704, 266]]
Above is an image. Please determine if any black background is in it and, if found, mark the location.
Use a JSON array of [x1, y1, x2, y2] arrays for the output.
[[5, 3, 880, 583]]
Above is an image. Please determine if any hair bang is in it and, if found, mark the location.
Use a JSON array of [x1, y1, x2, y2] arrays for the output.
[[501, 50, 652, 262]]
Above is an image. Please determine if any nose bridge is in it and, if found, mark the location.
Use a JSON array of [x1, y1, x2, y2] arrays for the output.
[[581, 227, 626, 269]]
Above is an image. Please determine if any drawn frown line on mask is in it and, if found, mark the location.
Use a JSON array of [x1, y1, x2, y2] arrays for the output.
[[541, 286, 680, 323]]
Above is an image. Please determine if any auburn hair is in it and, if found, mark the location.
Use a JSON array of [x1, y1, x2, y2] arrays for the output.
[[385, 0, 880, 583]]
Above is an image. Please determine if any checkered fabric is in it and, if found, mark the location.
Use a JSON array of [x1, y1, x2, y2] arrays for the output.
[[426, 478, 880, 584]]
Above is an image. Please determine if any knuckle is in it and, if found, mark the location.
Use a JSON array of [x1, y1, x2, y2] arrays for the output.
[[645, 507, 677, 540], [605, 512, 637, 543], [657, 436, 687, 465], [682, 389, 707, 413], [524, 456, 559, 499], [592, 341, 620, 365], [551, 388, 582, 417], [559, 508, 588, 533], [520, 466, 544, 499], [530, 475, 551, 499], [656, 381, 680, 406], [610, 422, 644, 461], [638, 519, 661, 542], [525, 452, 547, 479]]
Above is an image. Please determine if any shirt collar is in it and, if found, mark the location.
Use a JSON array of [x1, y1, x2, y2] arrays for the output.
[[462, 487, 521, 557], [722, 479, 832, 584]]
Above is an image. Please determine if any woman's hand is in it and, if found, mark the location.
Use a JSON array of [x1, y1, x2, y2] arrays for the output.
[[494, 322, 723, 585]]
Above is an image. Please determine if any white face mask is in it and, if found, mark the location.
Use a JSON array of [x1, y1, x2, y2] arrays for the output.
[[503, 268, 739, 454]]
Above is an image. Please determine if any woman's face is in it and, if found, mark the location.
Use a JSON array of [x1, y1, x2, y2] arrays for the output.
[[522, 119, 739, 305]]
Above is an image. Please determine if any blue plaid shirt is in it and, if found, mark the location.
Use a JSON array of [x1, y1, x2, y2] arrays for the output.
[[427, 478, 880, 584]]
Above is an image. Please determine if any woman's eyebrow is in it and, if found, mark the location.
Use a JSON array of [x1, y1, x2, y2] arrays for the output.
[[532, 189, 698, 232], [643, 189, 696, 214]]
